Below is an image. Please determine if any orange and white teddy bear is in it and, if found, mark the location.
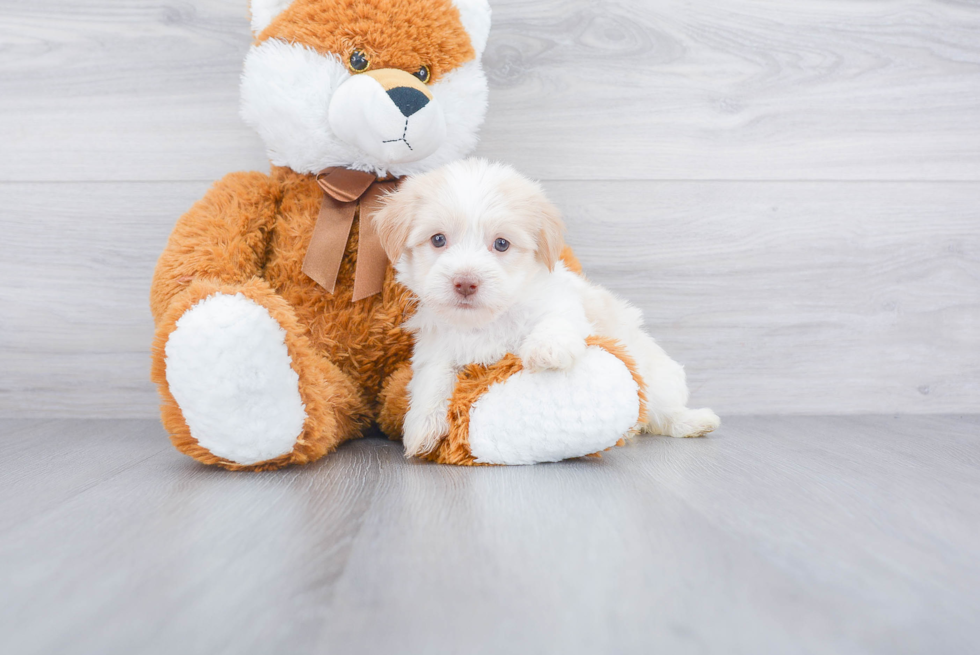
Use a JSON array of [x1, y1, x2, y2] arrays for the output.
[[150, 0, 706, 470]]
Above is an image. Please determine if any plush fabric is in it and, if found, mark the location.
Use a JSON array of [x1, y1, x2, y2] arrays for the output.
[[258, 0, 476, 84], [151, 169, 415, 470], [240, 31, 489, 177], [164, 291, 308, 465], [150, 0, 647, 470], [375, 334, 646, 467]]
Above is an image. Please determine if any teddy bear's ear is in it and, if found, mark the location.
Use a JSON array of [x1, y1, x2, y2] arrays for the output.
[[453, 0, 492, 58], [249, 0, 294, 37]]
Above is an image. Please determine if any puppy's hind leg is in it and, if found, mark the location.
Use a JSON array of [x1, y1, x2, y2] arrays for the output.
[[648, 405, 721, 439], [578, 280, 719, 438], [632, 334, 720, 438]]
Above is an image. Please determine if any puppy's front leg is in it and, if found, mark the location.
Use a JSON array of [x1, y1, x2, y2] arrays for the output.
[[403, 358, 457, 458], [519, 317, 588, 372]]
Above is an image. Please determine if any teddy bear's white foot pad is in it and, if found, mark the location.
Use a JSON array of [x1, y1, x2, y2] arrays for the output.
[[165, 293, 307, 465], [467, 346, 640, 465]]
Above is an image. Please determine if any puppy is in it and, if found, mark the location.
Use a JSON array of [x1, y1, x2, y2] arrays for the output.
[[373, 159, 720, 458]]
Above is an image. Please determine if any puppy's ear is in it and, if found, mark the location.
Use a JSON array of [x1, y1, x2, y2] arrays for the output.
[[372, 187, 416, 264], [535, 197, 566, 271]]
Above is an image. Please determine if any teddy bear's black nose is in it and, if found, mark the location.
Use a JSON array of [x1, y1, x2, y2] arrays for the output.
[[387, 86, 429, 117]]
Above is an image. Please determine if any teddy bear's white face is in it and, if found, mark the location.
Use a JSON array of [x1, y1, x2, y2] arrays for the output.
[[240, 0, 491, 178]]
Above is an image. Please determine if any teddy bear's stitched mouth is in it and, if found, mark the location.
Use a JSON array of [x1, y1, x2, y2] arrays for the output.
[[382, 118, 414, 151]]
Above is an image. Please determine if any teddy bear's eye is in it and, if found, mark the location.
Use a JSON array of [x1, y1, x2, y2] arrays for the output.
[[349, 50, 370, 72], [494, 238, 510, 252], [431, 233, 447, 248], [413, 65, 431, 84]]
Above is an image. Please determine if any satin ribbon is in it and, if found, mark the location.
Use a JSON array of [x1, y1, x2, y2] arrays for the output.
[[301, 167, 400, 302]]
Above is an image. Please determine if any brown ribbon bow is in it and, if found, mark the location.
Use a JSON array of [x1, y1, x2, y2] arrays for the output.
[[301, 167, 400, 302]]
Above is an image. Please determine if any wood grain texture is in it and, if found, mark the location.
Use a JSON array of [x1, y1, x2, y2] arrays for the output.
[[1, 0, 979, 181], [1, 1, 978, 415], [479, 0, 980, 181], [1, 416, 978, 654], [552, 180, 980, 415], [0, 181, 211, 417], [2, 180, 977, 417]]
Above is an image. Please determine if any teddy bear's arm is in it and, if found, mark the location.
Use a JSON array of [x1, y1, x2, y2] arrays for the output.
[[150, 171, 281, 324]]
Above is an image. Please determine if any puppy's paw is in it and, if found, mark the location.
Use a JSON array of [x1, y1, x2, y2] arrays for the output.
[[402, 407, 450, 458], [519, 329, 587, 373], [666, 408, 721, 438]]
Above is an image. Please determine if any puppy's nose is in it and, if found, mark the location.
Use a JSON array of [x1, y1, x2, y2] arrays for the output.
[[387, 87, 429, 117], [453, 276, 479, 298]]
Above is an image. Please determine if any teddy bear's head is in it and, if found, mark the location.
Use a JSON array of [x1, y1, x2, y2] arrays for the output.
[[241, 0, 491, 178]]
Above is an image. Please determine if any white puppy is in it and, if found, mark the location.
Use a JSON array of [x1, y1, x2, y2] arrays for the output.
[[373, 159, 720, 458]]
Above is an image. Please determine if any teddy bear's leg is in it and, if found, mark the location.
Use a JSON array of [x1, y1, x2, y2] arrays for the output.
[[377, 363, 412, 442], [153, 278, 369, 471], [377, 339, 646, 466]]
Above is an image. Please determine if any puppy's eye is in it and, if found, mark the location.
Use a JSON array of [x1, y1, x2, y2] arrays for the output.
[[431, 234, 447, 248], [494, 238, 510, 252], [413, 65, 431, 84], [349, 49, 370, 72]]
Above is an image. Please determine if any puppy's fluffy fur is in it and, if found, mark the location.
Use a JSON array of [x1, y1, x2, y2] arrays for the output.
[[373, 159, 720, 457]]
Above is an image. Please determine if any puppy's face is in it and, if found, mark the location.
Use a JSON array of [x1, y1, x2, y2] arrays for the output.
[[374, 159, 565, 327]]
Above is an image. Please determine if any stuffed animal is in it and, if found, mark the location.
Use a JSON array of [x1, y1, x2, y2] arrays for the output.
[[150, 0, 653, 470]]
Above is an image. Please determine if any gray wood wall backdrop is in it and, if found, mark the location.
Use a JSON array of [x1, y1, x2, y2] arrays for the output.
[[1, 0, 978, 418]]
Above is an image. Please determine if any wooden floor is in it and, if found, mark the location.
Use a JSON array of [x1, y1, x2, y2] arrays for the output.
[[2, 415, 978, 654]]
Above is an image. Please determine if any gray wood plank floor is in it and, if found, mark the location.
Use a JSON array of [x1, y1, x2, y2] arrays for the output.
[[2, 416, 978, 654]]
